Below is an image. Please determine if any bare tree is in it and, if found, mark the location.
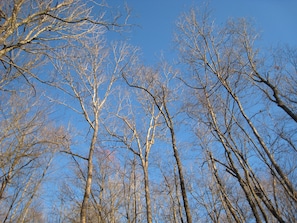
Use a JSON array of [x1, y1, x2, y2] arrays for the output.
[[0, 90, 66, 222], [52, 29, 135, 222], [121, 155, 143, 223], [122, 64, 193, 223], [153, 161, 187, 223], [175, 7, 297, 222], [0, 0, 127, 90], [103, 79, 163, 223]]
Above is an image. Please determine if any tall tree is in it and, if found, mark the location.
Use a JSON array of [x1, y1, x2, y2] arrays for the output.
[[175, 7, 297, 222], [0, 90, 65, 222], [105, 79, 163, 223], [53, 32, 134, 222], [0, 0, 124, 90], [122, 64, 193, 223]]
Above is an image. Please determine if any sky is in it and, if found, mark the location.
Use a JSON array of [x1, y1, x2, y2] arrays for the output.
[[49, 0, 296, 217], [124, 0, 297, 64], [2, 0, 296, 219]]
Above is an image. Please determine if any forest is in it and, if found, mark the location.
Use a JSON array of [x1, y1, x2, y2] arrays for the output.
[[0, 0, 296, 222]]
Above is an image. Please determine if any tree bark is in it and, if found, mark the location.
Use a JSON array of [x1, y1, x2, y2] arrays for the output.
[[80, 118, 99, 223], [142, 162, 153, 223]]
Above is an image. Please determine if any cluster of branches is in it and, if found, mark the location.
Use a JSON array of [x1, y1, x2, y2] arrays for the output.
[[1, 1, 296, 223], [175, 8, 297, 222]]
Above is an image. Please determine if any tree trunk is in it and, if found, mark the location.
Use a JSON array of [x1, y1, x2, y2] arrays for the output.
[[142, 162, 153, 223], [169, 126, 192, 223], [80, 120, 99, 223]]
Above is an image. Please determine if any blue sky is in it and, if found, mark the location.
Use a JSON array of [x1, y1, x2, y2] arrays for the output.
[[125, 0, 297, 63]]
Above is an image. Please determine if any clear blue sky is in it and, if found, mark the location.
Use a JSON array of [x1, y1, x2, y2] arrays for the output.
[[125, 0, 297, 63]]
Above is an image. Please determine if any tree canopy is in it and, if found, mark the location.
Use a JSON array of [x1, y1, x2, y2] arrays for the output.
[[0, 1, 296, 222]]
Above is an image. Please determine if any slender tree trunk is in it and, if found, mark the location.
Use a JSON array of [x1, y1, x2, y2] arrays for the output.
[[208, 151, 243, 223], [18, 155, 54, 222], [142, 161, 152, 223], [80, 119, 99, 223], [122, 67, 192, 222], [224, 83, 297, 201], [169, 125, 192, 223]]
